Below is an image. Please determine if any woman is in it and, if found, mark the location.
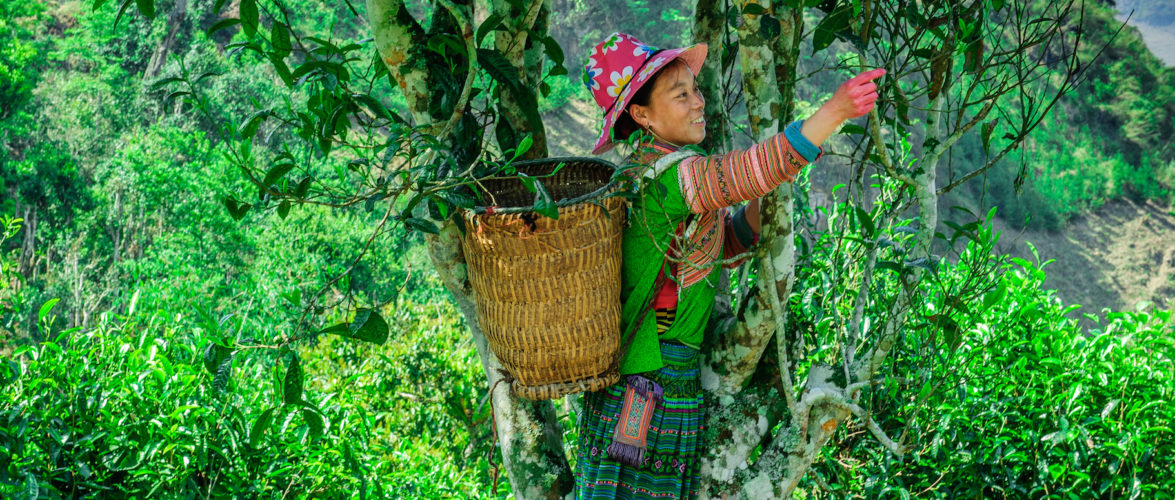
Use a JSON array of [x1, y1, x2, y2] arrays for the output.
[[576, 32, 883, 499]]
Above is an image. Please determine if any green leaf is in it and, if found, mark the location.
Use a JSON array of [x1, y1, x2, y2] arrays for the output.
[[238, 110, 268, 140], [283, 354, 303, 405], [150, 76, 185, 91], [195, 71, 223, 83], [477, 48, 523, 92], [759, 14, 782, 41], [840, 124, 866, 135], [353, 94, 397, 123], [319, 322, 348, 336], [268, 53, 293, 87], [533, 180, 558, 219], [250, 407, 276, 448], [517, 173, 537, 193], [94, 0, 110, 11], [347, 309, 389, 345], [512, 134, 533, 161], [114, 0, 135, 29], [203, 343, 226, 373], [38, 298, 60, 324], [404, 217, 439, 234], [277, 200, 291, 219], [294, 176, 313, 198], [271, 21, 292, 58], [537, 33, 565, 66], [476, 12, 504, 46], [741, 3, 766, 15], [164, 90, 191, 106], [263, 163, 295, 186], [912, 48, 935, 59], [135, 0, 154, 19], [223, 197, 251, 221], [855, 206, 875, 238], [240, 0, 258, 37], [982, 119, 997, 155], [812, 7, 851, 53], [301, 407, 324, 439], [212, 352, 234, 394], [23, 474, 37, 500], [983, 281, 1007, 311]]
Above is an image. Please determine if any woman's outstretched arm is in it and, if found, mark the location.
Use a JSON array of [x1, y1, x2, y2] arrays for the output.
[[744, 68, 886, 232]]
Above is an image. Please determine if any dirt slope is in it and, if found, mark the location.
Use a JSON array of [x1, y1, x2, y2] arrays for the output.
[[993, 199, 1175, 322]]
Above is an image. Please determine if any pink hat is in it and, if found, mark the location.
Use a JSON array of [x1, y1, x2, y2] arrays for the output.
[[583, 33, 707, 154]]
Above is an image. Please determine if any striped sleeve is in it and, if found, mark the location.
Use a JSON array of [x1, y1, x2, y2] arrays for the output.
[[677, 129, 817, 214]]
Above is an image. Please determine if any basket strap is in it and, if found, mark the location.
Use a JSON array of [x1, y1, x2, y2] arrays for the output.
[[643, 150, 700, 180]]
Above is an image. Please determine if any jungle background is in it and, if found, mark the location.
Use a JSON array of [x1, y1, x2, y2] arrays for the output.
[[1, 0, 1174, 497]]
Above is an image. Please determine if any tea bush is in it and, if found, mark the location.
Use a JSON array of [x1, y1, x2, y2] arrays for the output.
[[818, 256, 1175, 497], [0, 289, 504, 498]]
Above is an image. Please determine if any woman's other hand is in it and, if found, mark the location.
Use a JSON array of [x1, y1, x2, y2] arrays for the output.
[[800, 68, 886, 147]]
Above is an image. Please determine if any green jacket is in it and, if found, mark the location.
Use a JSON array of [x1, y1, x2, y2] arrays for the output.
[[617, 159, 725, 375]]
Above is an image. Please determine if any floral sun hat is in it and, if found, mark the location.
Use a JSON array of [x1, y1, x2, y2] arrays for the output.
[[583, 33, 707, 154]]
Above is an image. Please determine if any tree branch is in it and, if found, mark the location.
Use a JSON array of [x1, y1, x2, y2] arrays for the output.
[[846, 401, 906, 457]]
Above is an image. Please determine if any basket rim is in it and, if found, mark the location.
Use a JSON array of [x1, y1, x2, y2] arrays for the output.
[[466, 156, 622, 215]]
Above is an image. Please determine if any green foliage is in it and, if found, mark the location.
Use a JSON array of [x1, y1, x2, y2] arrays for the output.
[[0, 292, 499, 497], [3, 0, 1174, 497], [812, 256, 1175, 496]]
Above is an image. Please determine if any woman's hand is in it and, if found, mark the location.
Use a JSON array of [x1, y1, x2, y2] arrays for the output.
[[800, 68, 886, 147], [829, 68, 885, 119]]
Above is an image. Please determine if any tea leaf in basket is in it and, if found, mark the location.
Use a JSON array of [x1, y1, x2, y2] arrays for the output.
[[517, 173, 537, 193], [533, 180, 558, 219]]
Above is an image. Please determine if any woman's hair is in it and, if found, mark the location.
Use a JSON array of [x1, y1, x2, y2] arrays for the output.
[[613, 58, 690, 143]]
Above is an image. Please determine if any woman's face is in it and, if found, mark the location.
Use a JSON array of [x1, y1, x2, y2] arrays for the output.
[[628, 62, 706, 146]]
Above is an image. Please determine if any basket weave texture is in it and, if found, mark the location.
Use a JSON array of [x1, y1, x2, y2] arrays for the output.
[[461, 158, 624, 400]]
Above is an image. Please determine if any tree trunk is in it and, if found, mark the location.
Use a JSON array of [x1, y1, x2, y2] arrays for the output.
[[145, 0, 188, 79], [426, 224, 574, 499]]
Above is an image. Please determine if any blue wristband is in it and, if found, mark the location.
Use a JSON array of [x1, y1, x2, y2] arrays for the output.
[[784, 120, 822, 163]]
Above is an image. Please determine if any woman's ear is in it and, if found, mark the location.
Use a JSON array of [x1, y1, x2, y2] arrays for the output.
[[628, 104, 648, 127]]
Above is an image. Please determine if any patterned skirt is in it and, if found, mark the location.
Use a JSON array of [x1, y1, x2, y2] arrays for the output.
[[574, 316, 704, 500]]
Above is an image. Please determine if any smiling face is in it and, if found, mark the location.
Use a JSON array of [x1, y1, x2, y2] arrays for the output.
[[626, 60, 706, 146]]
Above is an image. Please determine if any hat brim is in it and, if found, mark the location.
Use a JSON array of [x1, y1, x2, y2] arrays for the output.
[[591, 43, 708, 155]]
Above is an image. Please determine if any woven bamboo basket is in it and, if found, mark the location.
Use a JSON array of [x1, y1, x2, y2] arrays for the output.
[[461, 157, 625, 400]]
